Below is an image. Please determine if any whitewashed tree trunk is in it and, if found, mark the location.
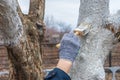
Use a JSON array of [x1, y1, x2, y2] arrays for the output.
[[70, 0, 115, 80], [0, 0, 23, 45]]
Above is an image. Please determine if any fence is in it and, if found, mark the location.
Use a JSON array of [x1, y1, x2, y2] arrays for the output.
[[0, 42, 120, 79], [105, 43, 120, 80], [41, 43, 59, 69], [0, 46, 9, 80]]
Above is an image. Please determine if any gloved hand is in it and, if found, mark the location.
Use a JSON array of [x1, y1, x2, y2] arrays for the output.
[[44, 68, 71, 80], [44, 32, 80, 80], [59, 32, 80, 62]]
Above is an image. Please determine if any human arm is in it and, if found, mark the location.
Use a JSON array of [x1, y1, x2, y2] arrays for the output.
[[44, 32, 81, 80], [56, 59, 72, 73]]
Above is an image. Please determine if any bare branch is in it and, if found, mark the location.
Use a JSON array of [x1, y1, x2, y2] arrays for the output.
[[29, 0, 45, 22]]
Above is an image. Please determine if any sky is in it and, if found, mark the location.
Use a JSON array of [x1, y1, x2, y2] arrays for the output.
[[18, 0, 120, 27]]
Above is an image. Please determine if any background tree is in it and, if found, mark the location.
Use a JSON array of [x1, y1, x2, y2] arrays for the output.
[[70, 0, 120, 80], [0, 0, 45, 80], [44, 16, 72, 42]]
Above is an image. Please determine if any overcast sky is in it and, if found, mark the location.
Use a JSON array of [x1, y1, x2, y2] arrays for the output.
[[18, 0, 120, 27]]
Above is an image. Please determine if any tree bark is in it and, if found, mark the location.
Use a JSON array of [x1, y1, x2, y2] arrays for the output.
[[70, 0, 115, 80], [29, 0, 45, 22], [0, 0, 45, 80]]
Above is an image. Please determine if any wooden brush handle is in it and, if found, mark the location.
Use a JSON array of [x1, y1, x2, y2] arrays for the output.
[[56, 31, 82, 48]]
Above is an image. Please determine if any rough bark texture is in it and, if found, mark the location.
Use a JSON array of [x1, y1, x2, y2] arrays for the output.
[[70, 0, 115, 80], [29, 0, 45, 22], [0, 0, 45, 80]]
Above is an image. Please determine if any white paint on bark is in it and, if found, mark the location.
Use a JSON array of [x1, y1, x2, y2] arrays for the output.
[[0, 0, 23, 46], [70, 0, 115, 80]]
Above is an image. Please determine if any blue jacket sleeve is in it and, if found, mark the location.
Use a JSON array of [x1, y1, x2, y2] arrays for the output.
[[44, 68, 71, 80]]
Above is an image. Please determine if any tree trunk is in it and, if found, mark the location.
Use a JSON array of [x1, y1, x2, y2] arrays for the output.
[[0, 0, 45, 80], [70, 0, 115, 80]]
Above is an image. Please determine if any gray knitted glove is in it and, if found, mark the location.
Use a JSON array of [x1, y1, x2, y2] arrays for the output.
[[59, 32, 80, 62]]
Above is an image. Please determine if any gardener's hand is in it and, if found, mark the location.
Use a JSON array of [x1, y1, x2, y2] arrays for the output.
[[59, 32, 81, 63], [44, 32, 80, 80]]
